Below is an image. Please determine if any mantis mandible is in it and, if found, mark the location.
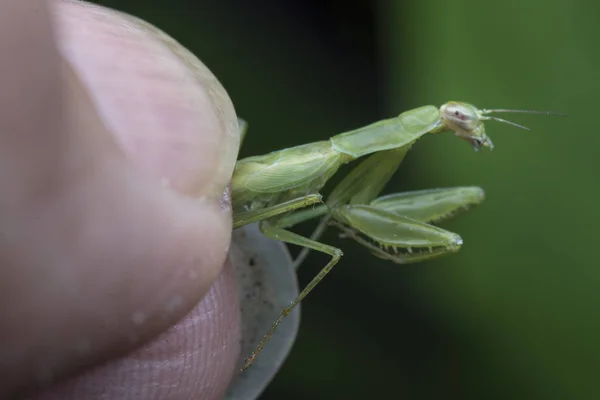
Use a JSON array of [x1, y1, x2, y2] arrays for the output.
[[232, 101, 564, 370]]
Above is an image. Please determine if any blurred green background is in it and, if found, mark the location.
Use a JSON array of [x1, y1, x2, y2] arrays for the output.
[[91, 0, 599, 398]]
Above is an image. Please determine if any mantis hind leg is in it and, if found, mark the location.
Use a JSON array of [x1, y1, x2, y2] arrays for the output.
[[241, 221, 343, 371]]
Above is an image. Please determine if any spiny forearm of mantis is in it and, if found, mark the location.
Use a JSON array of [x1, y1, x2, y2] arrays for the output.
[[231, 101, 566, 371]]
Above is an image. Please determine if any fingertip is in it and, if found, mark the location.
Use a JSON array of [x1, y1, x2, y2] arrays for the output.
[[0, 1, 243, 396]]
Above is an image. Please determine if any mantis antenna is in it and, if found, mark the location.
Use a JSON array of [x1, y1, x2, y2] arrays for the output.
[[479, 108, 568, 131]]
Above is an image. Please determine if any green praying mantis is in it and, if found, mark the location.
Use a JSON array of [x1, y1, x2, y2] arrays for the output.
[[231, 101, 565, 370]]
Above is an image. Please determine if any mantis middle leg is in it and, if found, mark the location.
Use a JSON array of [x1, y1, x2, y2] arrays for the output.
[[232, 194, 322, 228], [241, 221, 343, 370]]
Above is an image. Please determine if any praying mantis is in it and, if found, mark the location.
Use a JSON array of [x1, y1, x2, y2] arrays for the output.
[[231, 101, 564, 370]]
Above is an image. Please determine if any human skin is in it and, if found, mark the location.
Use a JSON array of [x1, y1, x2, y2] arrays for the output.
[[0, 1, 243, 398]]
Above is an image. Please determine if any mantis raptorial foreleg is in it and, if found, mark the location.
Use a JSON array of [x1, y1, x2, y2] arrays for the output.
[[283, 145, 412, 266], [232, 101, 565, 370], [289, 146, 411, 267], [284, 145, 484, 267], [367, 187, 485, 223], [287, 186, 485, 267]]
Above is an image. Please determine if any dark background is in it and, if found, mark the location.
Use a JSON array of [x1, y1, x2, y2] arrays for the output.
[[90, 1, 599, 399]]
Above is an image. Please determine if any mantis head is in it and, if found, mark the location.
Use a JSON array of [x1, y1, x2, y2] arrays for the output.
[[439, 101, 566, 151]]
